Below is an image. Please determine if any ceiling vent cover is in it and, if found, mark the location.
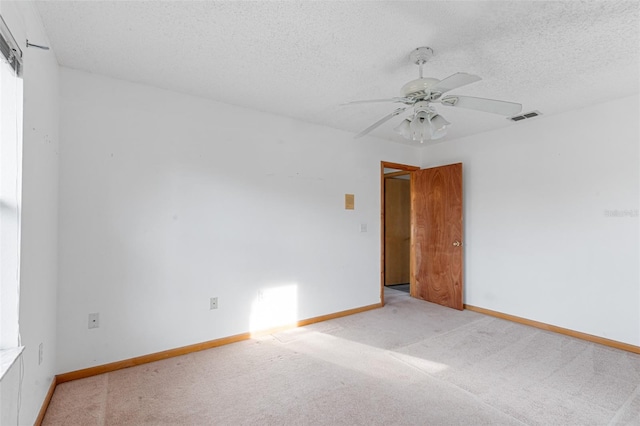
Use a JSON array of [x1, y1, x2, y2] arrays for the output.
[[509, 110, 542, 122]]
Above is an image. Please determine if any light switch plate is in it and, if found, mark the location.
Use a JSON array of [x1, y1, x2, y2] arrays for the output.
[[88, 313, 99, 329]]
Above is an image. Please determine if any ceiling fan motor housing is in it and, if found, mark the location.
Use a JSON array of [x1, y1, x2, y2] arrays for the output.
[[401, 78, 440, 97]]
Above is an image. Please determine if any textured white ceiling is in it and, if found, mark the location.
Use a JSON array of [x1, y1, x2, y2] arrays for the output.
[[35, 1, 639, 145]]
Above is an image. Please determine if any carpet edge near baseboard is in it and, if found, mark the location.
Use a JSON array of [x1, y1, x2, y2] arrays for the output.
[[464, 304, 640, 354], [34, 375, 57, 426], [55, 302, 383, 384]]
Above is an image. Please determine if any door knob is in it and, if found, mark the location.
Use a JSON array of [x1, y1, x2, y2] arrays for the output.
[[453, 241, 461, 247]]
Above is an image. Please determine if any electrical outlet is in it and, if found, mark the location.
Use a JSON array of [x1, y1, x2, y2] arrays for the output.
[[88, 312, 99, 329], [210, 297, 218, 310], [38, 343, 43, 365]]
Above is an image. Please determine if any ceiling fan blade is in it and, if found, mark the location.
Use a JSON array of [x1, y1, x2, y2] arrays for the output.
[[430, 73, 482, 94], [341, 97, 413, 106], [440, 95, 522, 116], [354, 107, 407, 138]]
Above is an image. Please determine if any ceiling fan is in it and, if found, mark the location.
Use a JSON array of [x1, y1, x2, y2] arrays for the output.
[[343, 47, 522, 142]]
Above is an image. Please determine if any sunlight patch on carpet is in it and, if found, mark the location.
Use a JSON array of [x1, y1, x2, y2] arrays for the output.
[[280, 331, 450, 379]]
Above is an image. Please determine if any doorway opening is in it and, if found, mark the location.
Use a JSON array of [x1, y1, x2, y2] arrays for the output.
[[380, 162, 419, 305], [380, 161, 464, 310]]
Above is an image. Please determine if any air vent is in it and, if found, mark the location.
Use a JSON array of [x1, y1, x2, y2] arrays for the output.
[[509, 110, 542, 122]]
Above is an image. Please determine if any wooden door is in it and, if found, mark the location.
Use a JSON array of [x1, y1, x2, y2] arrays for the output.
[[410, 163, 464, 310], [384, 178, 410, 285]]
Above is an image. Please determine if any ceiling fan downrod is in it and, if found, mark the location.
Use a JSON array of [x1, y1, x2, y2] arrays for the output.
[[409, 47, 433, 79]]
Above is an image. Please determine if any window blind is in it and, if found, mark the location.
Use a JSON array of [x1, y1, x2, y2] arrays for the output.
[[0, 14, 22, 76]]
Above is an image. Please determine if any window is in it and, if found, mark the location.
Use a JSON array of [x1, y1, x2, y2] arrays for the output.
[[0, 13, 23, 374]]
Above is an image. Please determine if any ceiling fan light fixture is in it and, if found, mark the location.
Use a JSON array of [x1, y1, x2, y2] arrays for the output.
[[393, 118, 412, 139], [429, 114, 450, 140], [410, 111, 428, 129], [394, 103, 450, 143], [410, 111, 430, 143], [430, 129, 447, 140]]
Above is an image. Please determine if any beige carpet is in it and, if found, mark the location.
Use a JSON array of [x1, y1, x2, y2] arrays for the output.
[[43, 288, 640, 425]]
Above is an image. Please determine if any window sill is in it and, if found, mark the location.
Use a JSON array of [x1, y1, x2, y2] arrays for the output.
[[0, 346, 24, 381]]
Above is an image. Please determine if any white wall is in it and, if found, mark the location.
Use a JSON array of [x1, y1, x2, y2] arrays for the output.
[[0, 360, 20, 425], [57, 68, 420, 372], [0, 1, 59, 425], [422, 95, 639, 346]]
